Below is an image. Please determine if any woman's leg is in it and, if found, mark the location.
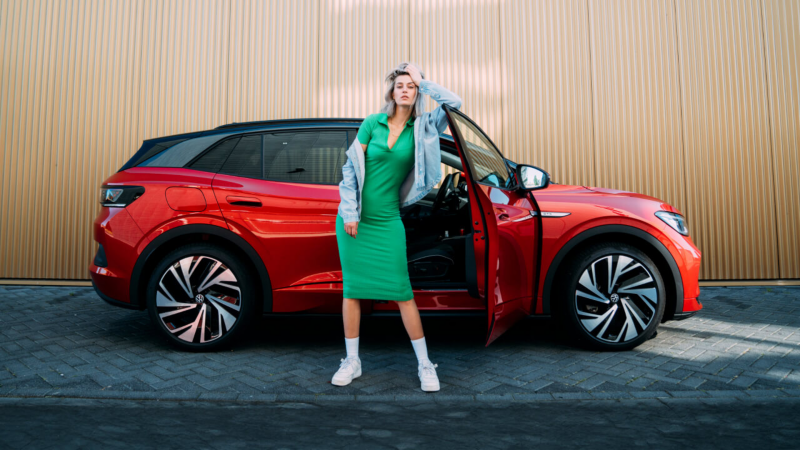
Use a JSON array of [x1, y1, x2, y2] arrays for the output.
[[332, 298, 363, 386], [397, 298, 424, 340], [398, 298, 440, 391], [343, 297, 361, 338]]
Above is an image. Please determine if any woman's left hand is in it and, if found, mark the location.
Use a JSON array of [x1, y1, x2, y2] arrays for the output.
[[405, 64, 423, 86]]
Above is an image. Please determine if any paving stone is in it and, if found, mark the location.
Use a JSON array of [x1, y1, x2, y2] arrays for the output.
[[2, 286, 800, 401]]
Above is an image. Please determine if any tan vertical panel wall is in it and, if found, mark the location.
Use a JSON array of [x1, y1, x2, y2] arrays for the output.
[[0, 0, 231, 279], [318, 0, 409, 119], [499, 0, 595, 187], [1, 0, 798, 281], [676, 0, 778, 279], [410, 0, 503, 179], [589, 0, 685, 211], [1, 0, 144, 279], [136, 0, 231, 139], [228, 0, 318, 122], [761, 0, 800, 278]]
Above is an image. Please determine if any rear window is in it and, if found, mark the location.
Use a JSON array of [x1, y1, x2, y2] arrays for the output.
[[137, 133, 237, 168]]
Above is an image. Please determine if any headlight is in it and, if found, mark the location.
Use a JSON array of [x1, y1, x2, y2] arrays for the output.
[[655, 211, 689, 236], [99, 186, 145, 207]]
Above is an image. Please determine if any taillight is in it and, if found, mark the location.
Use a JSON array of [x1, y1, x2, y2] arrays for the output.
[[99, 186, 145, 207]]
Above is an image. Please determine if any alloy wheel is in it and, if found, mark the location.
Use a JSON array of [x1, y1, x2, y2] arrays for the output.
[[574, 254, 659, 343], [155, 256, 242, 344]]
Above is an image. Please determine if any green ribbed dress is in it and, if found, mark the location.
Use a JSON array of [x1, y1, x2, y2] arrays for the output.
[[336, 113, 416, 301]]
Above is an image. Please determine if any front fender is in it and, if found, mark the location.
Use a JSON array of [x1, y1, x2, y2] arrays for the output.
[[539, 223, 684, 318]]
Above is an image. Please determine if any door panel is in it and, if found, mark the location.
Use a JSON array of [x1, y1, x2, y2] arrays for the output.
[[443, 105, 539, 346], [210, 129, 361, 313]]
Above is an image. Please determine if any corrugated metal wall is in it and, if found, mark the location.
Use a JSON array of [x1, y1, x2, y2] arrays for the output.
[[0, 0, 798, 281], [761, 0, 800, 279]]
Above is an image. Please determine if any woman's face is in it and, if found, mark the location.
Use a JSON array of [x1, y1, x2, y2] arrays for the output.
[[392, 74, 417, 107]]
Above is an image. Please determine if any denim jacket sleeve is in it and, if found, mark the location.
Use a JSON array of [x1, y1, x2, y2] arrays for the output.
[[418, 79, 463, 134], [411, 79, 463, 194], [337, 137, 362, 223]]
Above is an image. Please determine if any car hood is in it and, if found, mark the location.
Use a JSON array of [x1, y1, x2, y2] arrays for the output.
[[535, 184, 683, 216], [582, 186, 665, 204]]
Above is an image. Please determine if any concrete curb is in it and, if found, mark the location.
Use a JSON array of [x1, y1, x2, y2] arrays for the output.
[[1, 388, 798, 404]]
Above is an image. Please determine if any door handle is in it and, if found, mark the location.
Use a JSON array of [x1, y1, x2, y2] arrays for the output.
[[226, 195, 262, 207], [497, 213, 510, 221]]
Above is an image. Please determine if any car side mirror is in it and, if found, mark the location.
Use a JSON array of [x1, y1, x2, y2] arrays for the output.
[[516, 164, 549, 190]]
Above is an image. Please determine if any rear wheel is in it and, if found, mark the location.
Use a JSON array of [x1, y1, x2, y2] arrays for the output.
[[558, 242, 666, 351], [146, 243, 257, 351]]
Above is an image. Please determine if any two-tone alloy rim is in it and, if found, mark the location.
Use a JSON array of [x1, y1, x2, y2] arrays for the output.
[[574, 254, 658, 343], [155, 256, 242, 344]]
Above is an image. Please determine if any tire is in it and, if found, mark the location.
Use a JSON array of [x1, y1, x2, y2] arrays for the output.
[[145, 243, 258, 351], [557, 242, 666, 351]]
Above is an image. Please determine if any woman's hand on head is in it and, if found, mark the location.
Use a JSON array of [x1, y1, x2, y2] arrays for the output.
[[344, 221, 359, 238], [405, 64, 423, 86]]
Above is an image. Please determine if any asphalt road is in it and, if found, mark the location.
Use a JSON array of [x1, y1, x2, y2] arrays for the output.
[[2, 396, 798, 449]]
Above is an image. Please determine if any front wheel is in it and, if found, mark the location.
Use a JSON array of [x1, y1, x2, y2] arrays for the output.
[[146, 243, 258, 351], [558, 242, 666, 351]]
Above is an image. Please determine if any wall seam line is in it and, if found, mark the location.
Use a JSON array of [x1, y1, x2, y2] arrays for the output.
[[672, 0, 689, 220], [226, 0, 232, 125], [756, 0, 781, 278], [585, 0, 597, 187]]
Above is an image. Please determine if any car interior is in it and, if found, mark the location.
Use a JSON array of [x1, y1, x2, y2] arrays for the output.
[[402, 145, 474, 290]]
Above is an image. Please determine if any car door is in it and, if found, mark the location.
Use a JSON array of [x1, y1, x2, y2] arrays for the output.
[[442, 105, 540, 346], [209, 128, 361, 313]]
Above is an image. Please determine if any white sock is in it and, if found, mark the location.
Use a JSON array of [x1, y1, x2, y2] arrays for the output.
[[345, 336, 359, 359], [411, 336, 431, 365]]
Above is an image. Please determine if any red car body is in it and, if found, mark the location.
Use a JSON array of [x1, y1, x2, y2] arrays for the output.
[[90, 106, 701, 349]]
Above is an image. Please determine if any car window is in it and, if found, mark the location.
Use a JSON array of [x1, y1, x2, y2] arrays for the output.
[[219, 134, 262, 179], [263, 130, 348, 185], [448, 112, 514, 189], [187, 136, 240, 173], [138, 135, 229, 168], [131, 137, 190, 167]]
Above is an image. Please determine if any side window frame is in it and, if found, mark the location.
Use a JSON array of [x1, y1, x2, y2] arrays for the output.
[[260, 127, 353, 186]]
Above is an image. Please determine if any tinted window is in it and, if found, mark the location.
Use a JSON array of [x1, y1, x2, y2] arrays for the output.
[[138, 134, 235, 168], [219, 135, 262, 179], [130, 137, 189, 168], [263, 131, 348, 185], [448, 112, 513, 189], [187, 137, 240, 173]]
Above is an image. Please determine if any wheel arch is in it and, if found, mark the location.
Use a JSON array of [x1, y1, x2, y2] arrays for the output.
[[130, 224, 272, 314], [542, 225, 683, 321]]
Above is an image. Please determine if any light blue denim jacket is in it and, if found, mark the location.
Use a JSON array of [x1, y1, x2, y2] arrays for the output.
[[337, 79, 463, 223]]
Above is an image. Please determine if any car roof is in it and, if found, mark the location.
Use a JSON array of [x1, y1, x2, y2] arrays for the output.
[[121, 118, 460, 172]]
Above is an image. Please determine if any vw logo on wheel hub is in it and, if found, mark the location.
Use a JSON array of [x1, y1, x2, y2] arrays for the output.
[[195, 294, 204, 303], [610, 293, 620, 303]]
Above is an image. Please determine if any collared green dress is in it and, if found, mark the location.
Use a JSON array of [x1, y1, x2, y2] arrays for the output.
[[336, 113, 416, 301]]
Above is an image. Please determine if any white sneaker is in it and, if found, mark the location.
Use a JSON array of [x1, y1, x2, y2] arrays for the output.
[[331, 356, 361, 386], [418, 360, 440, 392]]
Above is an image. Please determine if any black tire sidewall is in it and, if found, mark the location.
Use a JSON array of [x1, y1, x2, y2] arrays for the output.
[[560, 242, 666, 351], [145, 243, 257, 352]]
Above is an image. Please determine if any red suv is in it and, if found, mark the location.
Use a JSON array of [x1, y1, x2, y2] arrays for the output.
[[90, 106, 702, 351]]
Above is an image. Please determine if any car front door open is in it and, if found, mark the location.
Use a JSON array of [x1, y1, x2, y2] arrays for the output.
[[442, 105, 540, 346]]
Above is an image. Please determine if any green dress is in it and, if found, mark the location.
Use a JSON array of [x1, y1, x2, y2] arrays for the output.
[[336, 113, 416, 301]]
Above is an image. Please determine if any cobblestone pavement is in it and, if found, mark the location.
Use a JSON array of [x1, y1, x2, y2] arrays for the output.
[[1, 286, 799, 402]]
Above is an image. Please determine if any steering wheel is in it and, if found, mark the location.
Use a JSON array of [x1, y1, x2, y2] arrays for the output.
[[431, 172, 456, 214]]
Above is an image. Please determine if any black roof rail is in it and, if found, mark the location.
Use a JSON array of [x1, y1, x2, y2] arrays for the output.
[[214, 117, 364, 130]]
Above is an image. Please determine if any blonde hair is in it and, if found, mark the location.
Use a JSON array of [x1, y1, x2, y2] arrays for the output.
[[379, 61, 427, 119]]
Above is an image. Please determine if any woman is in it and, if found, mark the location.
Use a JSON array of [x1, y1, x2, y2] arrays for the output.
[[332, 62, 462, 392]]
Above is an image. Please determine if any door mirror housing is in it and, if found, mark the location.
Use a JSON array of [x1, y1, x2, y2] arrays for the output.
[[516, 164, 549, 190]]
